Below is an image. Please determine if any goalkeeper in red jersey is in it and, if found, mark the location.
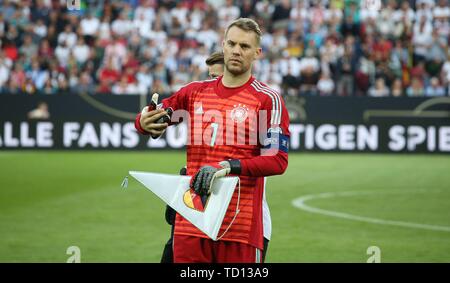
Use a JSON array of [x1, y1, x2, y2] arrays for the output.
[[135, 18, 289, 263]]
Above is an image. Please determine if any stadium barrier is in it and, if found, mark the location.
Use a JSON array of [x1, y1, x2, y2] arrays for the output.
[[0, 94, 449, 153]]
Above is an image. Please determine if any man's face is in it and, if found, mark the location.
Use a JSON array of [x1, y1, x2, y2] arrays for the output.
[[223, 26, 261, 76], [208, 63, 224, 78]]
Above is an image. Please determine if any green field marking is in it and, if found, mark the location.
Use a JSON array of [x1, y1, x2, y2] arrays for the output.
[[1, 151, 449, 262]]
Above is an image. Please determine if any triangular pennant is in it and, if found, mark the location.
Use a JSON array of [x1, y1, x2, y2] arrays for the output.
[[128, 171, 238, 241]]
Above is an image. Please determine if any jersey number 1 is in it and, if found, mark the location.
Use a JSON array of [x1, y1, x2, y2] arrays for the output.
[[210, 123, 218, 147]]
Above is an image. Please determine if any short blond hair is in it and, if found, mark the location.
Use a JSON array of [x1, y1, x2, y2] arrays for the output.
[[225, 18, 262, 45]]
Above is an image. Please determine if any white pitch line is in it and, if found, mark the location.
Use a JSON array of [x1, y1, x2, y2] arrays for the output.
[[291, 190, 450, 233]]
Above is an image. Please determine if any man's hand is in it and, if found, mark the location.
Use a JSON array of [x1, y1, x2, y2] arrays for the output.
[[139, 107, 169, 138], [190, 163, 231, 196], [139, 93, 172, 138]]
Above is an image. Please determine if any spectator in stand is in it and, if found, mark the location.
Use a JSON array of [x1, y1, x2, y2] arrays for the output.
[[355, 50, 376, 96], [390, 40, 409, 76], [151, 78, 171, 94], [171, 64, 192, 92], [434, 16, 450, 42], [22, 77, 36, 94], [299, 48, 320, 95], [317, 72, 335, 96], [416, 0, 434, 23], [72, 37, 91, 66], [191, 45, 209, 72], [336, 47, 356, 96], [272, 0, 291, 31], [411, 61, 427, 83], [133, 11, 153, 40], [4, 24, 20, 49], [196, 22, 220, 52], [27, 59, 48, 90], [153, 61, 170, 87], [42, 78, 56, 95], [29, 0, 50, 23], [122, 51, 140, 73], [72, 72, 95, 94], [168, 16, 185, 40], [412, 15, 433, 65], [341, 13, 359, 38], [368, 77, 390, 97], [375, 61, 396, 89], [189, 2, 206, 31], [9, 63, 26, 90], [407, 77, 425, 97], [1, 1, 16, 22], [0, 14, 5, 37], [57, 25, 77, 48], [289, 0, 308, 34], [33, 19, 47, 40], [98, 57, 121, 87], [98, 15, 112, 41], [320, 37, 343, 73], [19, 34, 38, 64], [255, 0, 275, 25], [145, 19, 167, 43], [372, 34, 393, 62], [111, 11, 133, 37], [393, 1, 415, 24], [58, 74, 70, 93], [123, 67, 137, 84], [342, 1, 360, 36], [103, 36, 127, 70], [96, 79, 112, 95], [54, 40, 71, 68], [80, 12, 100, 46], [170, 1, 189, 28], [393, 9, 414, 41], [282, 65, 300, 97], [391, 78, 404, 97], [425, 77, 446, 96], [0, 51, 12, 89], [441, 54, 450, 95], [425, 30, 447, 78], [434, 0, 450, 22], [218, 0, 240, 30], [240, 0, 255, 19], [112, 75, 140, 95], [67, 65, 80, 89], [136, 64, 153, 94], [426, 30, 448, 62], [377, 1, 397, 39], [38, 39, 53, 62]]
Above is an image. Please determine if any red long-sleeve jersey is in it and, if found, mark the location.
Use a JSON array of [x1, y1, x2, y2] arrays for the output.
[[135, 76, 290, 249]]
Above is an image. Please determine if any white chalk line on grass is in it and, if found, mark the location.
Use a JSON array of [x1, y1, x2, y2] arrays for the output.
[[292, 189, 450, 232]]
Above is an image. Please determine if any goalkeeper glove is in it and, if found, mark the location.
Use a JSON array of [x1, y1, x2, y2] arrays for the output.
[[142, 93, 173, 139], [190, 160, 241, 196], [146, 93, 172, 123]]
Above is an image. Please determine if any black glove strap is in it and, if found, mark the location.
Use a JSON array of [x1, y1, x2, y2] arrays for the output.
[[228, 159, 241, 175]]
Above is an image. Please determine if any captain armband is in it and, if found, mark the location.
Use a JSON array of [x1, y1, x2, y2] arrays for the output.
[[263, 127, 289, 153]]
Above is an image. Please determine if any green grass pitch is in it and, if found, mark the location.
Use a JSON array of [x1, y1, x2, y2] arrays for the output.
[[0, 151, 449, 262]]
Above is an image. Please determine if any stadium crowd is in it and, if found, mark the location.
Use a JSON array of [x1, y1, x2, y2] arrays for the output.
[[0, 0, 449, 97]]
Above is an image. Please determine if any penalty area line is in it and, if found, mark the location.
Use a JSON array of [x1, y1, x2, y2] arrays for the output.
[[291, 190, 450, 233]]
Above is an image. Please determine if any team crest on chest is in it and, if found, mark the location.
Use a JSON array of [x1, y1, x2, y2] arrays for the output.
[[230, 104, 249, 123]]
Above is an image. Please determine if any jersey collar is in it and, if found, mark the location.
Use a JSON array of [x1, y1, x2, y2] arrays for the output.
[[214, 75, 255, 99]]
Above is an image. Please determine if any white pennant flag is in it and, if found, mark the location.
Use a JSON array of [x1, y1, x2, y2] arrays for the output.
[[128, 171, 238, 241]]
